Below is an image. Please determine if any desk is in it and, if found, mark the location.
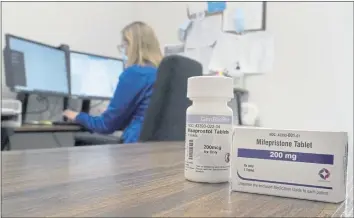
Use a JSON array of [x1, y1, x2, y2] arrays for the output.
[[2, 142, 349, 217], [14, 124, 82, 133], [1, 125, 83, 151], [1, 114, 17, 121], [1, 114, 17, 150]]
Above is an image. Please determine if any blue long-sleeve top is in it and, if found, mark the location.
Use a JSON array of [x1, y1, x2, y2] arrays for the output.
[[75, 64, 157, 143]]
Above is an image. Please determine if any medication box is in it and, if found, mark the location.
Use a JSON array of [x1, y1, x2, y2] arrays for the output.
[[231, 126, 348, 203]]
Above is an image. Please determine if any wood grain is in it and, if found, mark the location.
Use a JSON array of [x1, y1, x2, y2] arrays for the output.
[[1, 142, 348, 217]]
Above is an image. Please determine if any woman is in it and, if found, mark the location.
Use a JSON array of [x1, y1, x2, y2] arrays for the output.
[[63, 21, 163, 143]]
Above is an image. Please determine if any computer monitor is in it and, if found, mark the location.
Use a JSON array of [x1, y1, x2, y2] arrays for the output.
[[69, 51, 124, 99], [4, 34, 69, 96]]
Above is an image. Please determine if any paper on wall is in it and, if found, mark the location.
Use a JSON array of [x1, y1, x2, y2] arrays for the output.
[[178, 20, 192, 42], [241, 31, 274, 74], [164, 44, 185, 56], [208, 32, 241, 72], [187, 2, 207, 15], [185, 14, 222, 49], [207, 2, 226, 13], [233, 8, 245, 34], [208, 31, 274, 74], [223, 2, 264, 32], [183, 46, 214, 75]]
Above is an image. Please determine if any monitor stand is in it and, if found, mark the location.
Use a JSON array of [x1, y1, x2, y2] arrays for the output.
[[58, 44, 71, 122], [16, 93, 29, 123], [63, 97, 69, 121], [81, 99, 91, 114]]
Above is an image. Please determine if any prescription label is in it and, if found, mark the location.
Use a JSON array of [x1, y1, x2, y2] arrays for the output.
[[185, 114, 232, 175]]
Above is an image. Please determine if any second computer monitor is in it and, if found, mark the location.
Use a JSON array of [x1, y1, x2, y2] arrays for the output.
[[70, 51, 124, 99]]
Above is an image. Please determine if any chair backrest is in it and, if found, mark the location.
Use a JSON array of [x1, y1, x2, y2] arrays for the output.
[[140, 55, 203, 142]]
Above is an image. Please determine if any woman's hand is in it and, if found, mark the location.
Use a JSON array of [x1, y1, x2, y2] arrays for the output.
[[63, 110, 79, 121]]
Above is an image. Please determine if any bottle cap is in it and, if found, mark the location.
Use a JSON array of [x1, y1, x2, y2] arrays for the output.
[[187, 76, 233, 99]]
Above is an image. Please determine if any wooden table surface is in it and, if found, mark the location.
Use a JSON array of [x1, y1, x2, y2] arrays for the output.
[[1, 142, 348, 217], [14, 124, 82, 133]]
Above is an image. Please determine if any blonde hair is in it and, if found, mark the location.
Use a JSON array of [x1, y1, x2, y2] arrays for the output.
[[122, 21, 163, 67]]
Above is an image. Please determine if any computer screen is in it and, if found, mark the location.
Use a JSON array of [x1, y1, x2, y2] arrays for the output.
[[5, 35, 69, 95], [70, 51, 124, 99]]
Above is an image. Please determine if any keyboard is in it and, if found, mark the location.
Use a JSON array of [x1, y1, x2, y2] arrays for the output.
[[52, 121, 80, 126], [25, 120, 80, 126]]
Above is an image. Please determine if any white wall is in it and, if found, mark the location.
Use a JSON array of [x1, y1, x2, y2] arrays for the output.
[[2, 2, 352, 131], [2, 1, 352, 150], [135, 2, 354, 189], [135, 1, 353, 132], [1, 2, 136, 146], [1, 2, 134, 98], [132, 2, 189, 46]]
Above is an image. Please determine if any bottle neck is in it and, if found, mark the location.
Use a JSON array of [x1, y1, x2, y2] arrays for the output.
[[190, 98, 230, 107]]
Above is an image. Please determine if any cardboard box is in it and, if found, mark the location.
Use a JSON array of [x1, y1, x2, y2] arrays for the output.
[[231, 126, 348, 203]]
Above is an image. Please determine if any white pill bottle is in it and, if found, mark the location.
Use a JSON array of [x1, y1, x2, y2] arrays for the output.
[[185, 76, 234, 183]]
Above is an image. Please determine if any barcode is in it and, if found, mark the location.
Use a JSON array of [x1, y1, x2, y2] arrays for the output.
[[189, 140, 193, 160]]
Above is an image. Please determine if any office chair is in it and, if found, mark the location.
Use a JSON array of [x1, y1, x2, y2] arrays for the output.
[[73, 55, 203, 146], [139, 55, 203, 142]]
